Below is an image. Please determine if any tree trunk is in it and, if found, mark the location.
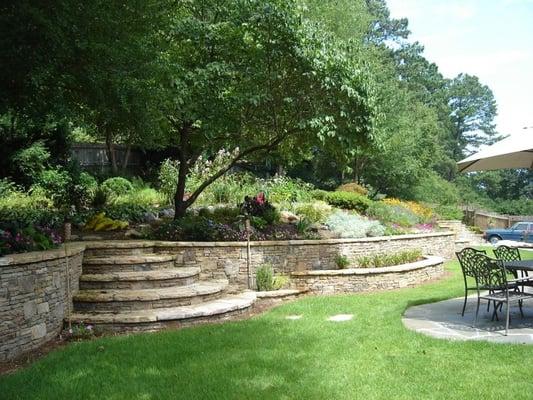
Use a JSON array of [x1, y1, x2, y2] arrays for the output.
[[174, 161, 189, 219], [174, 124, 191, 219], [105, 131, 118, 173], [121, 145, 131, 172]]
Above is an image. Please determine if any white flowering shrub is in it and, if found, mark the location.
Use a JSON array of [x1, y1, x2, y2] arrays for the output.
[[326, 211, 385, 238]]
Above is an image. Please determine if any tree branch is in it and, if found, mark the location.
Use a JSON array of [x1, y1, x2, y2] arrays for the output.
[[185, 133, 287, 206]]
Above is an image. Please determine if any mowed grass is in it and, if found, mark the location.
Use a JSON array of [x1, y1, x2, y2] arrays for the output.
[[2, 249, 533, 399]]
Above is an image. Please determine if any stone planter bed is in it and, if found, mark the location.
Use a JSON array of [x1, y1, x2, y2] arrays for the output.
[[290, 256, 445, 295]]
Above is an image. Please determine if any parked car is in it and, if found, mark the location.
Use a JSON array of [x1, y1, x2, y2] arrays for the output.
[[483, 222, 533, 244]]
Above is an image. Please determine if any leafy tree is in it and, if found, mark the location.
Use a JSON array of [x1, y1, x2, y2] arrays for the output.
[[164, 0, 376, 218], [445, 73, 500, 159]]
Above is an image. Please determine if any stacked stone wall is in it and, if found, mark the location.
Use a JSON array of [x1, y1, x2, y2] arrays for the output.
[[0, 245, 84, 362]]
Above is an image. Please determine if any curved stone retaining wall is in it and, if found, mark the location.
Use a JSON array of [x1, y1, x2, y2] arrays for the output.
[[87, 231, 455, 291], [0, 231, 454, 362], [290, 256, 444, 295], [0, 245, 84, 363]]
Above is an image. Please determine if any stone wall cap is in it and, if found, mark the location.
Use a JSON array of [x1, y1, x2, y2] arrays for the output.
[[80, 231, 454, 249], [0, 243, 85, 266], [290, 256, 444, 277]]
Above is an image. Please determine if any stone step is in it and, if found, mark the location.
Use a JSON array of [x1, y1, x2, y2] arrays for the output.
[[73, 280, 228, 312], [69, 292, 257, 331], [79, 268, 200, 290], [82, 241, 157, 258], [82, 254, 177, 274]]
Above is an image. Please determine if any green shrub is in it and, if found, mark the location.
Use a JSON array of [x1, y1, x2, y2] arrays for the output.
[[113, 188, 166, 207], [75, 172, 98, 207], [326, 211, 385, 238], [367, 202, 419, 227], [311, 189, 329, 201], [152, 215, 245, 242], [13, 141, 50, 183], [413, 172, 459, 205], [263, 176, 314, 203], [0, 178, 18, 197], [295, 201, 332, 223], [357, 249, 422, 268], [198, 206, 242, 224], [325, 191, 373, 213], [33, 169, 72, 208], [432, 204, 463, 220], [295, 218, 312, 235], [256, 264, 274, 291], [158, 159, 179, 205], [334, 254, 350, 269], [106, 204, 152, 223], [256, 264, 288, 291], [0, 226, 62, 256], [101, 177, 133, 197], [336, 182, 368, 196]]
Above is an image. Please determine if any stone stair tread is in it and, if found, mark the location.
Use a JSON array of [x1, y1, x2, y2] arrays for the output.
[[255, 289, 307, 298], [83, 254, 176, 265], [70, 292, 256, 323], [74, 279, 228, 302], [80, 268, 200, 282]]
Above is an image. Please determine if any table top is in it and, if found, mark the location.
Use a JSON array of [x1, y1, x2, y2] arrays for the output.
[[503, 260, 533, 271]]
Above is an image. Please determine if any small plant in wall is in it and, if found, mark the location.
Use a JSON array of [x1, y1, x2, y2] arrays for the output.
[[334, 254, 350, 269], [256, 263, 289, 291]]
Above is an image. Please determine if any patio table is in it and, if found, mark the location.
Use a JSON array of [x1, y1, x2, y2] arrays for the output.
[[503, 260, 533, 273]]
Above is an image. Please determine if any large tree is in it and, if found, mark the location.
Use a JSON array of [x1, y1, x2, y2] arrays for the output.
[[165, 0, 376, 218], [445, 73, 500, 159]]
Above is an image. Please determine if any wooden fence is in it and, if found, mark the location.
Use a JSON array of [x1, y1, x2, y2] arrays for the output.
[[463, 208, 533, 230], [70, 143, 143, 173]]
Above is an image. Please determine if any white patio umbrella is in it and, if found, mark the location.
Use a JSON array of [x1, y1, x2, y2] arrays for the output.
[[457, 132, 533, 172]]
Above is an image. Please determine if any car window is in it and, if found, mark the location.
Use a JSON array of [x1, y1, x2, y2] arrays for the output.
[[514, 223, 528, 230]]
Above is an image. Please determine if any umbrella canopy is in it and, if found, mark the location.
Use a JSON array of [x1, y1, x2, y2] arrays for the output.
[[457, 133, 533, 172]]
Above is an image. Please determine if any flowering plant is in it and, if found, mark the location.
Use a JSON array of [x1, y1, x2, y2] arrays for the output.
[[0, 226, 62, 256]]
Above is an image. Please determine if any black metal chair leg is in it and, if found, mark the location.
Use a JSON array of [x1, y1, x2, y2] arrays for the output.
[[462, 291, 468, 316]]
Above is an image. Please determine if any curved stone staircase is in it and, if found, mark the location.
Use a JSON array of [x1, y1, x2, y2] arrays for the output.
[[70, 247, 256, 331]]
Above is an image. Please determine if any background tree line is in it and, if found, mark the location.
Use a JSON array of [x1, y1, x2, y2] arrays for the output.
[[0, 0, 531, 217]]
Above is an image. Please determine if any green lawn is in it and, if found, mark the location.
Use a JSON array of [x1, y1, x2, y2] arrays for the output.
[[2, 250, 533, 399]]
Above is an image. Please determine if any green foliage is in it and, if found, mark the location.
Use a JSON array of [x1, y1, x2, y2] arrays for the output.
[[334, 254, 350, 269], [336, 182, 368, 196], [367, 202, 420, 227], [294, 201, 332, 223], [12, 141, 51, 183], [325, 191, 373, 213], [413, 172, 459, 206], [357, 249, 422, 268], [432, 205, 464, 221], [158, 159, 179, 205], [0, 226, 62, 256], [295, 218, 312, 235], [105, 204, 152, 223], [33, 169, 71, 208], [311, 189, 329, 201], [326, 211, 385, 238], [152, 215, 245, 242], [263, 177, 315, 203], [101, 177, 134, 198], [256, 264, 288, 291]]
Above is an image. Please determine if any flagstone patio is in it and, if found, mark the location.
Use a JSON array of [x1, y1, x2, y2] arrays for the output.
[[403, 296, 533, 344]]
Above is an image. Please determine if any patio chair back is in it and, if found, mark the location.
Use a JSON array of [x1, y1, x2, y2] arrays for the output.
[[494, 245, 521, 262], [456, 248, 487, 279], [472, 255, 508, 293]]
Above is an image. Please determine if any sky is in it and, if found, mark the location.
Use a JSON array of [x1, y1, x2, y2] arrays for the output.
[[387, 0, 533, 140]]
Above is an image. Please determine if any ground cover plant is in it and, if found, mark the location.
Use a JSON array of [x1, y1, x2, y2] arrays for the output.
[[2, 255, 533, 399]]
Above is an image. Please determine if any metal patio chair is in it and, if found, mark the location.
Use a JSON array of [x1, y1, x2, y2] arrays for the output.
[[472, 254, 533, 335], [456, 247, 487, 316], [494, 245, 533, 289]]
